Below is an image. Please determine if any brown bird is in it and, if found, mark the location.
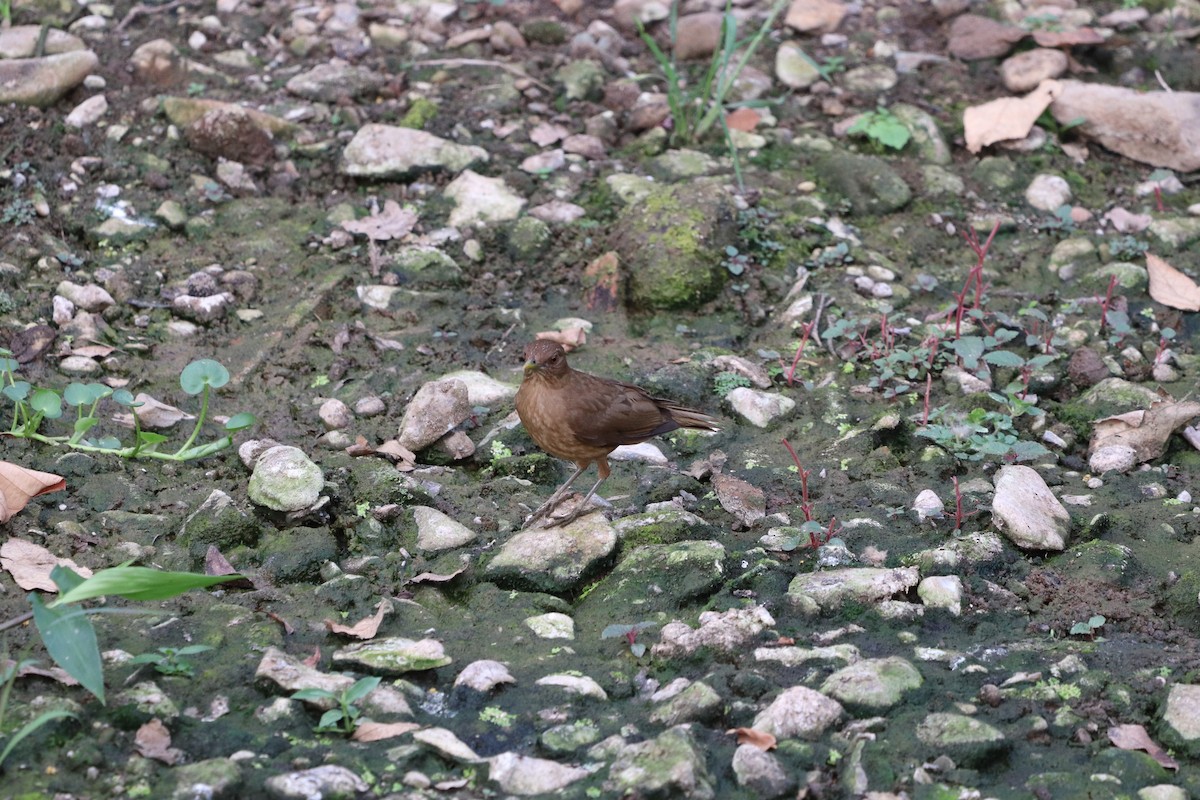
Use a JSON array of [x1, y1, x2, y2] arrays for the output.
[[514, 340, 720, 527]]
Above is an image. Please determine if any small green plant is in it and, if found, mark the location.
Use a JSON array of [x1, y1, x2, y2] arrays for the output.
[[917, 407, 1051, 462], [291, 676, 382, 734], [0, 355, 255, 460], [1, 198, 35, 227], [1107, 235, 1149, 261], [1069, 614, 1106, 639], [635, 0, 787, 147], [0, 657, 76, 770], [127, 645, 214, 678], [601, 621, 657, 657], [848, 107, 911, 150], [19, 564, 240, 705], [714, 371, 751, 397]]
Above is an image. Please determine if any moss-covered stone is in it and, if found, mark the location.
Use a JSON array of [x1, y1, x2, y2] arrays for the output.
[[507, 215, 552, 260], [389, 245, 463, 287], [813, 151, 912, 215], [611, 181, 736, 310], [555, 59, 605, 101], [258, 526, 338, 584], [400, 96, 438, 129]]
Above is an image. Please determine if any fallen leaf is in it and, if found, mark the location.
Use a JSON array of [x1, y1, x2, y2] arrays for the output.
[[0, 538, 91, 591], [583, 252, 620, 313], [1108, 724, 1178, 770], [302, 647, 321, 668], [135, 719, 183, 765], [353, 721, 422, 742], [68, 344, 116, 358], [727, 727, 777, 751], [1089, 399, 1200, 463], [1103, 207, 1152, 234], [324, 599, 392, 639], [205, 545, 238, 576], [0, 462, 66, 524], [409, 568, 465, 584], [2, 657, 79, 686], [534, 328, 587, 350], [376, 440, 417, 464], [1147, 253, 1200, 312], [725, 107, 762, 132], [964, 80, 1061, 153], [7, 324, 56, 364], [131, 393, 194, 429], [341, 200, 419, 241]]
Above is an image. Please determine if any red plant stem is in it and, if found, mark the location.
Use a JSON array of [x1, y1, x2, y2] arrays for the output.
[[952, 476, 964, 530], [1099, 274, 1118, 332], [780, 438, 814, 522], [949, 219, 1000, 337], [1154, 185, 1164, 213], [786, 322, 815, 387]]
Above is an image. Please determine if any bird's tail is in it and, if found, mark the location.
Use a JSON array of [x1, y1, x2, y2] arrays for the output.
[[663, 404, 721, 432]]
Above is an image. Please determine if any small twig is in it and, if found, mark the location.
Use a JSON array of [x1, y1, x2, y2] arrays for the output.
[[0, 611, 34, 632], [408, 58, 551, 92], [116, 0, 194, 33]]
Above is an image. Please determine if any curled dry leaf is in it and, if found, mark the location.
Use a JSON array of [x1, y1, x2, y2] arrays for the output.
[[135, 719, 183, 765], [341, 200, 419, 241], [964, 80, 1061, 153], [1089, 399, 1200, 463], [324, 599, 392, 639], [352, 720, 422, 742], [1147, 253, 1200, 312], [131, 393, 194, 429], [1108, 724, 1179, 770], [0, 538, 92, 591], [534, 328, 587, 350], [726, 107, 762, 132], [1032, 27, 1106, 47], [727, 727, 777, 751], [0, 461, 65, 524], [409, 567, 465, 584]]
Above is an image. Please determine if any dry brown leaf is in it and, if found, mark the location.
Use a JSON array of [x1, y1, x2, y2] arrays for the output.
[[727, 727, 777, 751], [376, 440, 417, 464], [534, 328, 587, 350], [1108, 724, 1179, 770], [302, 647, 321, 668], [1089, 399, 1200, 462], [409, 568, 465, 584], [1147, 253, 1200, 311], [0, 462, 65, 524], [68, 344, 116, 358], [131, 393, 194, 429], [352, 721, 422, 742], [324, 599, 392, 639], [726, 107, 762, 132], [0, 538, 92, 591], [341, 200, 419, 241], [2, 657, 79, 686], [135, 719, 183, 765], [964, 80, 1061, 153]]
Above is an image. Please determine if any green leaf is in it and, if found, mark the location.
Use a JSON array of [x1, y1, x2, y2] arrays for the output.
[[630, 642, 647, 658], [316, 709, 345, 730], [225, 412, 256, 432], [0, 709, 77, 767], [1088, 615, 1106, 627], [0, 356, 19, 374], [291, 688, 335, 702], [3, 381, 31, 402], [983, 350, 1026, 368], [601, 624, 636, 640], [72, 417, 100, 439], [175, 644, 214, 656], [343, 676, 381, 704], [111, 389, 141, 407], [1069, 621, 1093, 636], [30, 389, 63, 419], [951, 337, 984, 370], [30, 593, 105, 703], [63, 383, 91, 407], [136, 432, 169, 447], [52, 565, 240, 606], [180, 359, 230, 395]]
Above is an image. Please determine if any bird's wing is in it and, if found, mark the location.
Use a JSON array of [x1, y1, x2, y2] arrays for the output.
[[565, 374, 677, 447]]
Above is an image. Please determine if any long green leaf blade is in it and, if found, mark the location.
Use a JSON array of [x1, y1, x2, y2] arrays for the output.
[[30, 594, 105, 703], [53, 566, 239, 606]]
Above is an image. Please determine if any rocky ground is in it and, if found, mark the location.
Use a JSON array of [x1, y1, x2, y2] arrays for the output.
[[2, 0, 1200, 797]]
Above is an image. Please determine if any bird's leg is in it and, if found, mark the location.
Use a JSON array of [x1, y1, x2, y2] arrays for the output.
[[544, 475, 608, 528], [524, 464, 588, 526]]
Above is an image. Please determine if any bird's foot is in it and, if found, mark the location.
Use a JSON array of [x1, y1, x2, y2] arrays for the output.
[[522, 494, 602, 529]]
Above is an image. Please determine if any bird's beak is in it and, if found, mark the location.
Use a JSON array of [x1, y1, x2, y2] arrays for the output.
[[523, 360, 538, 375]]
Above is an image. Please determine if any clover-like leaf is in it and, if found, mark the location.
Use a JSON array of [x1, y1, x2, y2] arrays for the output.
[[63, 383, 91, 408], [0, 357, 20, 374], [180, 360, 230, 395], [3, 381, 31, 402], [30, 389, 63, 419]]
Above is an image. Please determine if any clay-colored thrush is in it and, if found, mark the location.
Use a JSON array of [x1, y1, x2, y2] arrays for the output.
[[515, 340, 720, 526]]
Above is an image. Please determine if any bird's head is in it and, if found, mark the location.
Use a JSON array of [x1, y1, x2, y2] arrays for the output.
[[522, 340, 571, 383]]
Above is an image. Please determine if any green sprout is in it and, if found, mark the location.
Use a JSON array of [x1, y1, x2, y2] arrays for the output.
[[127, 645, 214, 678], [0, 354, 254, 461], [291, 676, 382, 734]]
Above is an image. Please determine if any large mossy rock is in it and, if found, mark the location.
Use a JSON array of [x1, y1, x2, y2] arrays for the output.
[[813, 152, 912, 215], [611, 181, 736, 310]]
